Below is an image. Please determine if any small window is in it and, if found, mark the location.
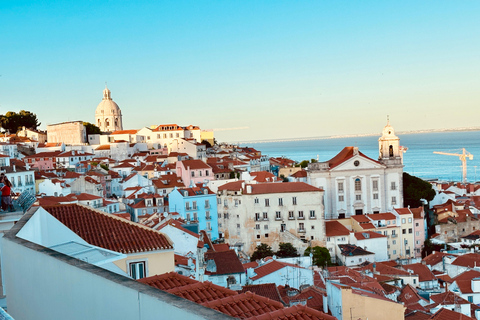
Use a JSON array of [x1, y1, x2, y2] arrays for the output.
[[292, 197, 297, 205], [339, 195, 344, 202], [278, 198, 283, 206], [354, 178, 361, 191], [265, 199, 269, 207], [129, 261, 146, 280], [338, 182, 344, 192], [254, 198, 259, 204]]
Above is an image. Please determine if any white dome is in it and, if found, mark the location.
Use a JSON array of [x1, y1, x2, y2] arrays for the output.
[[95, 86, 123, 132], [95, 87, 122, 116]]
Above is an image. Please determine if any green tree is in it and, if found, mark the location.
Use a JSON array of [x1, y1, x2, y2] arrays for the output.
[[250, 243, 274, 261], [0, 110, 41, 133], [276, 243, 299, 258], [100, 163, 109, 171], [304, 246, 331, 267], [83, 122, 102, 135], [403, 172, 436, 208], [295, 158, 318, 168]]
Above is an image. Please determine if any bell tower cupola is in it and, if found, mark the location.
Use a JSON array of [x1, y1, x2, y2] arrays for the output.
[[378, 117, 403, 166]]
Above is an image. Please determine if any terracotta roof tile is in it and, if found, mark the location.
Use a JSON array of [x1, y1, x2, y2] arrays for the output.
[[202, 291, 284, 319], [402, 263, 436, 282], [429, 308, 475, 320], [168, 281, 237, 303], [138, 271, 197, 290], [325, 221, 350, 237], [423, 252, 455, 266], [42, 204, 173, 254], [327, 146, 382, 169], [204, 250, 244, 275], [245, 304, 336, 320], [452, 253, 480, 268], [178, 159, 211, 170], [251, 260, 290, 280], [239, 283, 286, 305], [354, 231, 387, 240]]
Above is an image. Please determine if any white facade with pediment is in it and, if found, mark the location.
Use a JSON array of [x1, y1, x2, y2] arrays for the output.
[[308, 121, 405, 219]]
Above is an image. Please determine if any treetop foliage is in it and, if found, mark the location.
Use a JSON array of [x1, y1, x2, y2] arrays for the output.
[[403, 172, 436, 208], [0, 110, 41, 134]]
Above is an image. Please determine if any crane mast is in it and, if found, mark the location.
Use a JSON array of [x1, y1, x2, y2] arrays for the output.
[[433, 148, 473, 184]]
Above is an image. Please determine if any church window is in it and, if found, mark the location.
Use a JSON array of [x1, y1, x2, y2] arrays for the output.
[[106, 119, 110, 127], [176, 133, 180, 138], [338, 182, 344, 192], [372, 180, 378, 191], [170, 133, 173, 138], [338, 195, 344, 202], [389, 145, 394, 157], [373, 193, 378, 200], [391, 182, 396, 190], [354, 178, 361, 191], [163, 134, 167, 138], [98, 119, 101, 126], [355, 194, 361, 201], [392, 196, 397, 205]]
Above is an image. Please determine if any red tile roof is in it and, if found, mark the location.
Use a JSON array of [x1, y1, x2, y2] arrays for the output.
[[250, 260, 300, 280], [179, 159, 211, 170], [239, 283, 286, 305], [288, 287, 325, 311], [245, 304, 336, 320], [325, 220, 350, 237], [42, 204, 173, 253], [402, 263, 436, 282], [250, 171, 277, 182], [219, 181, 323, 194], [354, 231, 387, 240], [204, 250, 244, 275], [423, 252, 454, 266], [138, 272, 197, 290], [156, 219, 199, 239], [452, 253, 480, 268], [366, 212, 396, 220], [111, 129, 138, 135], [429, 307, 475, 320], [168, 281, 237, 303], [202, 291, 284, 319], [327, 146, 381, 169], [452, 270, 480, 293]]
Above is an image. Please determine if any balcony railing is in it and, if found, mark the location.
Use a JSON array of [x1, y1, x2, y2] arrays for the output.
[[391, 234, 398, 238], [297, 216, 305, 220], [298, 228, 306, 233]]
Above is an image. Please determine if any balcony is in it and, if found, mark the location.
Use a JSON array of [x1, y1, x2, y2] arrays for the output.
[[391, 234, 398, 238], [288, 216, 295, 220], [263, 218, 269, 221], [275, 217, 282, 221], [206, 216, 211, 220], [297, 228, 306, 233], [309, 216, 316, 220], [297, 216, 305, 220]]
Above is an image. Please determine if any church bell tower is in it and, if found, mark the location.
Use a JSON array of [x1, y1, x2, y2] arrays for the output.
[[378, 118, 403, 166]]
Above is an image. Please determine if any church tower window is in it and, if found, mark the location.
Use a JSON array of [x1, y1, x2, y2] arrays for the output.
[[354, 178, 361, 191]]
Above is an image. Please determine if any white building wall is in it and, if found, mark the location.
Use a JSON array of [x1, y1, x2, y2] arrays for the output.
[[250, 265, 313, 289]]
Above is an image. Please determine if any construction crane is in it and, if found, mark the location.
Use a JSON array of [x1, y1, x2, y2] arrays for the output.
[[433, 148, 473, 183]]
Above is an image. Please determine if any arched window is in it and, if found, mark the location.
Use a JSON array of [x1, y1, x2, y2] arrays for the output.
[[389, 145, 394, 157], [106, 119, 110, 127], [354, 178, 361, 191], [98, 119, 101, 126]]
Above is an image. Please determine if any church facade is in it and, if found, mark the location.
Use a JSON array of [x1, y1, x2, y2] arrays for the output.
[[307, 121, 405, 219], [95, 86, 123, 132]]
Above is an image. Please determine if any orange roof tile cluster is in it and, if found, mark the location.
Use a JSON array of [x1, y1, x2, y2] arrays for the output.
[[204, 250, 245, 275], [429, 308, 476, 320], [452, 253, 480, 268], [178, 159, 211, 170], [402, 263, 436, 282], [452, 270, 480, 293], [354, 231, 387, 240], [327, 146, 381, 169], [325, 220, 350, 237], [239, 283, 285, 305], [219, 181, 322, 195], [138, 272, 197, 290], [250, 260, 302, 281], [42, 203, 173, 253], [245, 305, 336, 320], [423, 251, 455, 266], [168, 281, 237, 303], [250, 171, 277, 183], [201, 291, 284, 319]]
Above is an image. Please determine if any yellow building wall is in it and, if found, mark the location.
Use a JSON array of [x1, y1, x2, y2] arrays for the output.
[[342, 287, 405, 320], [200, 130, 214, 146], [113, 250, 175, 277]]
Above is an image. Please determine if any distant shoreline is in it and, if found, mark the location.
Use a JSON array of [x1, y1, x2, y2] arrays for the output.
[[235, 127, 480, 144]]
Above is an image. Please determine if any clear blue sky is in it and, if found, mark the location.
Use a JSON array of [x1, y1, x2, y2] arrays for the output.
[[1, 1, 479, 142]]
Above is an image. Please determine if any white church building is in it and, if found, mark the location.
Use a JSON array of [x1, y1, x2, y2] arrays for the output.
[[307, 121, 405, 219]]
